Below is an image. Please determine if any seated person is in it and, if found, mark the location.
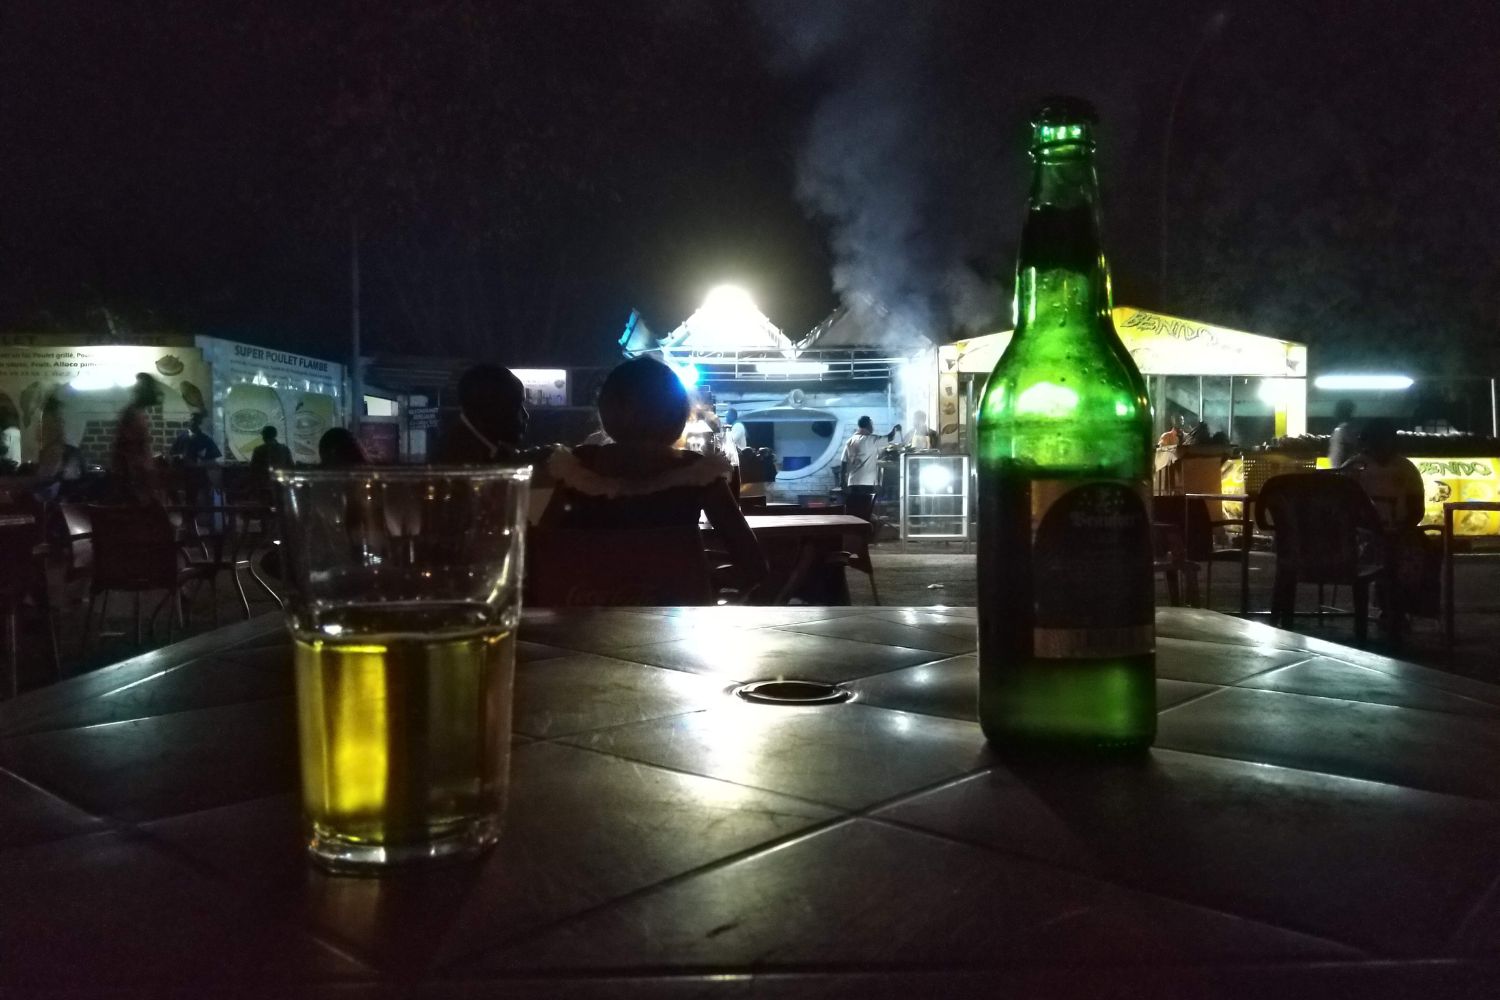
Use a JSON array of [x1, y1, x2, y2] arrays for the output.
[[1342, 419, 1424, 531], [318, 427, 368, 466], [1341, 418, 1437, 621], [434, 364, 529, 462], [540, 357, 767, 594]]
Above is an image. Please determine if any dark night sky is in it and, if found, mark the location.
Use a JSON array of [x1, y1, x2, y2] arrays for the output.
[[3, 0, 1498, 373]]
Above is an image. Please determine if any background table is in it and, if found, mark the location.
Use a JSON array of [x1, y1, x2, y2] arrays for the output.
[[3, 606, 1500, 996], [737, 514, 872, 605]]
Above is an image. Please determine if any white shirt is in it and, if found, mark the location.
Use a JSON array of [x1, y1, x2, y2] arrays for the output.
[[1328, 422, 1357, 469], [727, 422, 747, 453], [843, 431, 882, 487]]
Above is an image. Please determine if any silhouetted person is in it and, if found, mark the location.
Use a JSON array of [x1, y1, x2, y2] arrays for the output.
[[1328, 399, 1358, 468], [250, 425, 293, 485], [724, 407, 747, 453], [318, 427, 367, 466], [1344, 419, 1424, 531], [109, 373, 164, 503], [435, 364, 529, 462], [171, 411, 221, 465], [540, 356, 766, 592], [1342, 418, 1435, 628], [0, 406, 20, 472]]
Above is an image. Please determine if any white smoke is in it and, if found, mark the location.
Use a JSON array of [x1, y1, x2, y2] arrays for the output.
[[754, 0, 1001, 344]]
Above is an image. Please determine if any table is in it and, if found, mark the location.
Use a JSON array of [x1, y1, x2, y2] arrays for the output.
[[3, 607, 1500, 995], [741, 514, 873, 605], [1443, 500, 1500, 646]]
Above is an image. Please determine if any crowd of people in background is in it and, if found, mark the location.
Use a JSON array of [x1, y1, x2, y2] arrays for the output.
[[0, 361, 1451, 623]]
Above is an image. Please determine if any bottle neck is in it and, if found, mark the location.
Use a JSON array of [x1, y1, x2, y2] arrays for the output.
[[1013, 152, 1113, 335]]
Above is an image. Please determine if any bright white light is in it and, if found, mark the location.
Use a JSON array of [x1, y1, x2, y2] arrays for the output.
[[918, 462, 955, 493], [754, 360, 829, 376], [703, 285, 756, 316], [1256, 379, 1297, 405], [667, 361, 701, 388], [69, 369, 137, 392], [1313, 374, 1414, 391]]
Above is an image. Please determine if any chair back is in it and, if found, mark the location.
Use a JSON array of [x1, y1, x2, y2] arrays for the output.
[[54, 502, 94, 577], [1152, 495, 1216, 562], [0, 515, 45, 602], [87, 505, 181, 591], [527, 527, 716, 607], [1255, 473, 1380, 582]]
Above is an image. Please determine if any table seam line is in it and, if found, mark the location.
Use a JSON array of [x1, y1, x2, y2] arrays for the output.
[[1208, 681, 1500, 722], [1146, 740, 1500, 807], [440, 761, 1011, 973]]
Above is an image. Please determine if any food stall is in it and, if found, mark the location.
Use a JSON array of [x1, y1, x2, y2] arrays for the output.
[[934, 306, 1309, 451], [624, 290, 927, 504]]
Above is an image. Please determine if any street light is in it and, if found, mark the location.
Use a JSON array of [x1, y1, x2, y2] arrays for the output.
[[1159, 9, 1232, 303]]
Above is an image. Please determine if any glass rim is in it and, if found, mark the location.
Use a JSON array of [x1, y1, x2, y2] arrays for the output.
[[273, 463, 533, 484]]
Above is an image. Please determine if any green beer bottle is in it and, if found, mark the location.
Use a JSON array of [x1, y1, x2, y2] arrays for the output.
[[976, 98, 1156, 751]]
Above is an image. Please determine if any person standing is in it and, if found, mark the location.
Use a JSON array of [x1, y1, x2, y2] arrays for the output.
[[171, 411, 222, 465], [249, 425, 294, 485], [904, 410, 937, 450], [1328, 399, 1358, 468], [724, 407, 748, 455], [110, 373, 164, 503], [0, 406, 21, 472], [842, 416, 887, 522], [35, 395, 68, 478]]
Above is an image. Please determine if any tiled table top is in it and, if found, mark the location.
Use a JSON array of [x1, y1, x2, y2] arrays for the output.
[[3, 606, 1500, 998]]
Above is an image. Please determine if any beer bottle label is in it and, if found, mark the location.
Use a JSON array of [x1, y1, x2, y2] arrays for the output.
[[1029, 480, 1154, 658]]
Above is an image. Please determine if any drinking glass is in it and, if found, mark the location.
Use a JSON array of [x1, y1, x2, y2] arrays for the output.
[[273, 465, 530, 872]]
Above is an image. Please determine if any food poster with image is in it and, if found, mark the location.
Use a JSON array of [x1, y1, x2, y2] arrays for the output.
[[0, 344, 210, 462], [1415, 458, 1500, 536], [1227, 454, 1500, 537], [195, 337, 345, 462], [224, 383, 288, 461], [291, 393, 338, 464]]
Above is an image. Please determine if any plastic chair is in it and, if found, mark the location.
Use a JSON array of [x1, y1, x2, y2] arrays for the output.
[[1255, 473, 1385, 643], [527, 527, 720, 607], [173, 507, 259, 624], [1154, 495, 1247, 609], [51, 503, 95, 605], [84, 505, 200, 648], [1151, 518, 1200, 607], [0, 506, 61, 698]]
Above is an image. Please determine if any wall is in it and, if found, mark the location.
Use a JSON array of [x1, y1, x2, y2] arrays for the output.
[[0, 343, 211, 465]]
